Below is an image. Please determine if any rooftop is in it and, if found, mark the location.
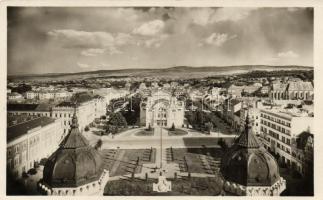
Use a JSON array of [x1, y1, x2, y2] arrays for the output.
[[7, 103, 52, 112], [7, 116, 56, 143]]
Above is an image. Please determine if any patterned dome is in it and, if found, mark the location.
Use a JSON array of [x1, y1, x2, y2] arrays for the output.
[[220, 116, 281, 187], [43, 111, 104, 188]]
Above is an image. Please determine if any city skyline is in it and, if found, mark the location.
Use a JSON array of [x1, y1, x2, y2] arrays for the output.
[[8, 7, 313, 75]]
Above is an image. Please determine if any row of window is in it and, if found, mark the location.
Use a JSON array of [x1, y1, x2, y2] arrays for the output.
[[261, 119, 290, 135], [263, 127, 291, 145], [54, 113, 72, 118], [276, 142, 291, 154], [260, 113, 291, 128]]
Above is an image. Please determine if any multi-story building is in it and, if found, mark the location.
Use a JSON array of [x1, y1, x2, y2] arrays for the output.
[[7, 92, 24, 101], [52, 95, 105, 136], [140, 89, 184, 128], [7, 115, 63, 178], [26, 90, 71, 100], [223, 98, 242, 127], [270, 81, 313, 102], [259, 108, 313, 175]]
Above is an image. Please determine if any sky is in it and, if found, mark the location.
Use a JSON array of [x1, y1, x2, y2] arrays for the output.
[[7, 7, 313, 75]]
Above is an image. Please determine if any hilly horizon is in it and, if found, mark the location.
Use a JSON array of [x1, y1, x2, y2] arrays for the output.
[[8, 65, 313, 81]]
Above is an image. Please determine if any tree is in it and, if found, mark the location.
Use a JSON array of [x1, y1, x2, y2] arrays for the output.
[[95, 139, 102, 150], [206, 122, 213, 134], [12, 83, 32, 94], [108, 112, 127, 128], [147, 123, 152, 131], [170, 123, 175, 131]]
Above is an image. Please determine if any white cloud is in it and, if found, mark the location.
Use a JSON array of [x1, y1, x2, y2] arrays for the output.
[[107, 46, 123, 55], [49, 29, 131, 56], [211, 8, 257, 23], [287, 8, 303, 12], [115, 33, 133, 45], [48, 29, 114, 48], [277, 51, 299, 58], [143, 34, 169, 48], [77, 62, 90, 69], [202, 33, 237, 47], [133, 20, 165, 36], [190, 8, 257, 26], [191, 8, 215, 26], [81, 48, 105, 57]]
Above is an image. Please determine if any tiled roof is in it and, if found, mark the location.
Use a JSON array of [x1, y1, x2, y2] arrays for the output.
[[272, 83, 288, 91], [7, 116, 56, 143], [288, 81, 313, 91], [7, 103, 52, 112]]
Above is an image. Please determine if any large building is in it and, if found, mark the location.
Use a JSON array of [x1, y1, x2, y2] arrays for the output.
[[259, 108, 313, 175], [221, 117, 286, 196], [270, 81, 313, 102], [7, 115, 63, 178], [7, 103, 52, 117], [26, 90, 71, 100], [52, 95, 105, 136], [140, 90, 184, 128], [39, 112, 109, 196]]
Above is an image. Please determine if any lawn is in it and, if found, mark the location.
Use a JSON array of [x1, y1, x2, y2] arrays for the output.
[[101, 148, 156, 177], [167, 148, 223, 174], [104, 177, 224, 196], [135, 129, 154, 136], [168, 128, 188, 136]]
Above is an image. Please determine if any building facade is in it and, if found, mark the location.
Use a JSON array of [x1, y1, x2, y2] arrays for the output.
[[7, 116, 63, 178], [52, 96, 105, 136], [259, 108, 313, 175], [270, 81, 313, 102], [140, 90, 184, 128]]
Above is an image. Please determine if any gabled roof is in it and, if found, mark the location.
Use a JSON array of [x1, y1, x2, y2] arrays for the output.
[[288, 81, 313, 91]]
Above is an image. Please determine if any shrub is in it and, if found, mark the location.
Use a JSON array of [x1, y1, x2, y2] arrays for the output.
[[170, 123, 175, 131], [28, 168, 37, 175], [84, 126, 90, 132]]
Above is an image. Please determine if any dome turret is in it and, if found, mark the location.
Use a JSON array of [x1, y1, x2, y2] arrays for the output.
[[220, 114, 286, 196], [41, 108, 108, 195]]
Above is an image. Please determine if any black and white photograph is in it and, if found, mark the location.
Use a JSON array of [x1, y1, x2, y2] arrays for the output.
[[3, 4, 317, 197]]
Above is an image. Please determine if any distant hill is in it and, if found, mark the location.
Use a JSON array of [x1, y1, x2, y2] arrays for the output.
[[8, 65, 313, 81]]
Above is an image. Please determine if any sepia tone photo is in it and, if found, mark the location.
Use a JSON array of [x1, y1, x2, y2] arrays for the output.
[[5, 6, 314, 196]]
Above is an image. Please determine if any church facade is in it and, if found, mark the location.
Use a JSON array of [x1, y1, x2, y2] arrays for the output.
[[140, 90, 184, 128]]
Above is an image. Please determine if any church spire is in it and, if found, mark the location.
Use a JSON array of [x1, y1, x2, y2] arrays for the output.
[[237, 111, 260, 148], [59, 102, 89, 149], [71, 103, 79, 129]]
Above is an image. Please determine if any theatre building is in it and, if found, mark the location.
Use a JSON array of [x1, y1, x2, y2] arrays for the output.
[[140, 90, 184, 128]]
